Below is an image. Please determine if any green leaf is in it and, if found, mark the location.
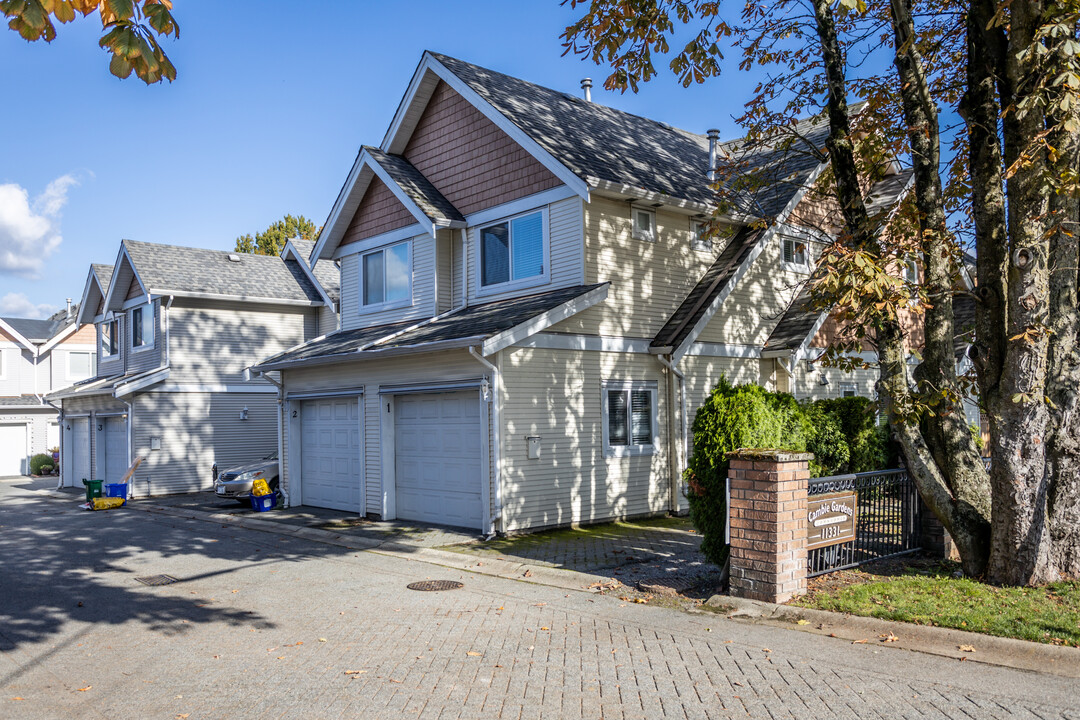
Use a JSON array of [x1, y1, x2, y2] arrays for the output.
[[108, 49, 132, 78]]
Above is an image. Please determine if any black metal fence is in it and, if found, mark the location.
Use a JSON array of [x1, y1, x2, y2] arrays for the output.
[[807, 468, 922, 577]]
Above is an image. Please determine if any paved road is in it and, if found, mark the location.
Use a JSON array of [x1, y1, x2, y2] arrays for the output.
[[1, 477, 1078, 720]]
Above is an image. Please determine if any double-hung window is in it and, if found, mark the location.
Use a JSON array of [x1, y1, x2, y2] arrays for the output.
[[782, 236, 810, 271], [100, 319, 118, 358], [67, 352, 91, 381], [691, 221, 713, 253], [633, 207, 656, 242], [131, 303, 154, 350], [479, 210, 546, 290], [602, 381, 658, 457], [361, 241, 411, 309]]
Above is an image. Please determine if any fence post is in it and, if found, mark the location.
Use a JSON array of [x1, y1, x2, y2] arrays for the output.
[[727, 449, 813, 603]]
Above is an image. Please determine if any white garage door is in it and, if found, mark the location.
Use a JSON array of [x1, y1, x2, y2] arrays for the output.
[[395, 391, 483, 530], [300, 397, 361, 512], [0, 424, 27, 476], [103, 416, 128, 483], [72, 418, 90, 486]]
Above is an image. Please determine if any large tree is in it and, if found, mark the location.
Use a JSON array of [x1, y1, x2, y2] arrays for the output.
[[2, 0, 179, 83], [235, 214, 318, 257], [563, 0, 1080, 584]]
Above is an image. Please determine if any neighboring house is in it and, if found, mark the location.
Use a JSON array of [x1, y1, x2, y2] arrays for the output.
[[0, 304, 95, 476], [251, 52, 911, 535], [47, 240, 338, 495]]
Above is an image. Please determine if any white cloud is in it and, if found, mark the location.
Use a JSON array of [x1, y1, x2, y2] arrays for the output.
[[0, 174, 78, 276], [0, 292, 58, 320]]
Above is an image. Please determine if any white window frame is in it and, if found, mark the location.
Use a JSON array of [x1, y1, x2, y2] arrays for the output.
[[0, 349, 5, 380], [904, 256, 919, 284], [839, 382, 858, 398], [359, 239, 413, 313], [476, 208, 550, 297], [100, 318, 119, 358], [691, 221, 713, 253], [781, 234, 811, 273], [632, 207, 656, 242], [66, 351, 92, 381], [130, 303, 154, 352], [601, 380, 659, 458]]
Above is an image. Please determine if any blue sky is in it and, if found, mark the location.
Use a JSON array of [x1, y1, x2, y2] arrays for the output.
[[0, 1, 761, 318]]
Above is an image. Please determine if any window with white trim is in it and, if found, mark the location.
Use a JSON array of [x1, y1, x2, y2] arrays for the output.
[[632, 207, 656, 242], [361, 241, 411, 309], [904, 257, 919, 284], [839, 382, 858, 398], [782, 236, 810, 271], [100, 319, 118, 358], [602, 381, 658, 457], [692, 221, 713, 252], [0, 349, 5, 379], [67, 352, 91, 381], [479, 210, 546, 289], [131, 303, 154, 350]]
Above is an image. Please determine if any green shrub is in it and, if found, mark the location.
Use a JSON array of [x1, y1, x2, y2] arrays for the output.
[[30, 453, 53, 475], [802, 405, 849, 477], [813, 397, 888, 473]]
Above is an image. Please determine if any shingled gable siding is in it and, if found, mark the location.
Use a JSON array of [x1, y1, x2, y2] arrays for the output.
[[339, 233, 435, 332], [498, 346, 669, 531], [403, 80, 563, 216], [339, 176, 418, 247], [464, 195, 584, 304], [547, 196, 716, 339]]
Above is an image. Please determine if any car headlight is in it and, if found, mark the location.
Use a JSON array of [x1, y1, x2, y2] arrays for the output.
[[234, 470, 265, 483]]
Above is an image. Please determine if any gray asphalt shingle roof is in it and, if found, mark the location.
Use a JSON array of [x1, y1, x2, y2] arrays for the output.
[[2, 304, 78, 343], [92, 263, 113, 294], [365, 147, 465, 224], [256, 284, 605, 368], [287, 239, 340, 302], [0, 395, 46, 407], [123, 239, 326, 304], [433, 53, 828, 219]]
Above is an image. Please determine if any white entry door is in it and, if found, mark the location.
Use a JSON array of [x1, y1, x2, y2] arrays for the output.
[[0, 424, 27, 476], [394, 391, 483, 530], [300, 397, 361, 512], [72, 418, 90, 486], [103, 416, 128, 483]]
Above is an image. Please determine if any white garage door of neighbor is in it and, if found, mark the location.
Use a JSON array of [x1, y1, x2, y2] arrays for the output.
[[72, 418, 90, 486], [395, 391, 483, 530], [0, 424, 27, 476], [47, 422, 60, 451], [104, 417, 128, 483], [300, 397, 361, 512]]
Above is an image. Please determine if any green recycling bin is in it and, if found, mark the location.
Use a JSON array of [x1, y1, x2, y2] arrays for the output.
[[82, 479, 103, 503]]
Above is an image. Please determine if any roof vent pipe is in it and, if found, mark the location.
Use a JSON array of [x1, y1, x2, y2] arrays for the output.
[[707, 129, 720, 183], [65, 298, 72, 320], [581, 78, 592, 102]]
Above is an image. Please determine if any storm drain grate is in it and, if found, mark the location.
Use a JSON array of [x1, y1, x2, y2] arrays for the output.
[[135, 574, 179, 586], [407, 580, 463, 592]]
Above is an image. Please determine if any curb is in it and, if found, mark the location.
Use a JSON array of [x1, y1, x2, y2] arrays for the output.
[[707, 594, 1080, 679]]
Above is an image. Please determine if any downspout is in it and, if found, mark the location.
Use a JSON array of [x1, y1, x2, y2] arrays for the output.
[[468, 346, 501, 536], [121, 398, 134, 496], [163, 295, 174, 369], [460, 229, 469, 309], [657, 354, 687, 513], [252, 369, 288, 507]]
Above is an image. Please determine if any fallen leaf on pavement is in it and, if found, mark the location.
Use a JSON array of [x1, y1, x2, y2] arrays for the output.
[[319, 638, 327, 643], [11, 697, 24, 701], [796, 619, 810, 625], [540, 627, 550, 631], [633, 598, 648, 604], [881, 633, 899, 643], [77, 686, 92, 692], [523, 570, 533, 578], [533, 603, 547, 607], [958, 644, 976, 652], [344, 670, 366, 675], [277, 656, 285, 660], [177, 715, 190, 719], [466, 651, 482, 657], [762, 648, 772, 653], [852, 639, 868, 644]]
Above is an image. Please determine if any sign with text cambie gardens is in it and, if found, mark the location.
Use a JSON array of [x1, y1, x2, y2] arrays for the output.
[[807, 491, 858, 550]]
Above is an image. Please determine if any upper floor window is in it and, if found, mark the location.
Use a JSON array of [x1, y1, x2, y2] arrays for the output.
[[480, 210, 546, 290], [904, 257, 919, 284], [0, 350, 5, 379], [782, 236, 810, 272], [692, 221, 713, 253], [100, 319, 118, 358], [839, 382, 858, 398], [633, 207, 656, 242], [361, 241, 411, 309], [131, 303, 154, 350], [602, 381, 658, 457], [67, 352, 92, 381]]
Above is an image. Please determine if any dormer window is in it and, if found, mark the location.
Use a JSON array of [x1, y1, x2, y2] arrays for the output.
[[782, 236, 810, 272], [633, 208, 656, 242], [131, 303, 154, 350], [479, 210, 547, 291], [361, 241, 411, 309], [100, 319, 118, 357]]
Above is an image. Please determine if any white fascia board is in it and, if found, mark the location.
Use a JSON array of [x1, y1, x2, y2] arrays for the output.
[[46, 377, 116, 401], [149, 290, 320, 307], [113, 367, 170, 398], [760, 348, 794, 359], [671, 160, 830, 364], [281, 240, 336, 309], [463, 186, 578, 227], [793, 310, 833, 364], [0, 318, 36, 353], [482, 283, 610, 356], [587, 179, 756, 224], [365, 154, 440, 236], [154, 384, 279, 394], [331, 223, 427, 260], [513, 332, 653, 354], [684, 342, 763, 359], [102, 245, 149, 313], [38, 323, 79, 355], [384, 54, 590, 202], [76, 268, 104, 326], [381, 53, 442, 153], [311, 160, 375, 262]]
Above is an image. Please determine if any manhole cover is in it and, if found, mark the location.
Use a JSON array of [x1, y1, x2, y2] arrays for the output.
[[407, 580, 463, 592], [135, 574, 179, 586]]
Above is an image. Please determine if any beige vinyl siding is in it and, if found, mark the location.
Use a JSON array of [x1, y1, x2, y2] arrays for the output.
[[0, 345, 31, 396], [339, 234, 435, 331], [435, 229, 454, 313], [696, 229, 816, 346], [794, 358, 879, 401], [126, 299, 162, 374], [130, 391, 277, 496], [168, 300, 309, 384], [282, 349, 491, 518], [499, 347, 669, 532], [316, 305, 339, 337], [465, 195, 584, 304], [549, 196, 718, 338]]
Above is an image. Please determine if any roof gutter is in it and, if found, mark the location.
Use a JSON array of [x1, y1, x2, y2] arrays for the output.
[[149, 289, 321, 307], [254, 336, 487, 373], [585, 177, 757, 224]]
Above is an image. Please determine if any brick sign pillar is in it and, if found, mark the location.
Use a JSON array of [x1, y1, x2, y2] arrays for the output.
[[727, 450, 813, 603]]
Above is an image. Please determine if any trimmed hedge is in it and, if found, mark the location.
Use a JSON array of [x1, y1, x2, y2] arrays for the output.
[[684, 377, 891, 567], [30, 453, 54, 475]]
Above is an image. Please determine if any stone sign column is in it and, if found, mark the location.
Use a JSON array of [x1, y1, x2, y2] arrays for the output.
[[727, 450, 812, 604]]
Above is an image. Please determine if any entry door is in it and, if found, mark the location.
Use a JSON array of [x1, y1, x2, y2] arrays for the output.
[[0, 424, 27, 476], [394, 391, 483, 529], [72, 418, 90, 485], [300, 397, 361, 512], [103, 416, 128, 482]]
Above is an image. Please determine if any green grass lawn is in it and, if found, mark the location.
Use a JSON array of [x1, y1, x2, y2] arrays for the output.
[[793, 560, 1080, 647]]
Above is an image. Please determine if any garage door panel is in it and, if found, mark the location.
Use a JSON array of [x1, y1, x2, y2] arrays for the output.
[[0, 425, 27, 476], [300, 397, 361, 512], [103, 416, 128, 483], [72, 418, 90, 486]]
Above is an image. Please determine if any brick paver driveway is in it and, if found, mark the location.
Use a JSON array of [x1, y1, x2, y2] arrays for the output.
[[2, 477, 1078, 720]]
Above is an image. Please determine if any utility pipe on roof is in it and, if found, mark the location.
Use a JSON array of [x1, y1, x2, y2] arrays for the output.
[[657, 354, 688, 514], [468, 346, 502, 536]]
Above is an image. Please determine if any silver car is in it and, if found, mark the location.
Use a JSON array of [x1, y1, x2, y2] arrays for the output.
[[214, 451, 280, 503]]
